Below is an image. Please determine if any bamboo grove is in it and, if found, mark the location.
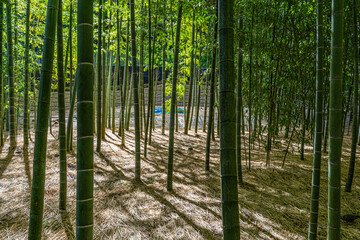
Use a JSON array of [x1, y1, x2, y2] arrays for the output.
[[0, 0, 359, 239]]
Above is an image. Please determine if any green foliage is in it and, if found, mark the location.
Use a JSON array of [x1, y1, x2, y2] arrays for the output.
[[0, 0, 9, 5]]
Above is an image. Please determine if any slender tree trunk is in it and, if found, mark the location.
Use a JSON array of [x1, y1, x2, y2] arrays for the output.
[[64, 28, 70, 91], [152, 71, 157, 133], [328, 0, 344, 238], [120, 20, 130, 145], [33, 72, 37, 135], [248, 8, 254, 169], [76, 0, 94, 238], [107, 54, 112, 129], [183, 80, 187, 128], [101, 9, 108, 140], [0, 4, 3, 147], [189, 72, 196, 131], [96, 0, 102, 152], [149, 44, 158, 141], [66, 73, 77, 152], [49, 93, 53, 136], [14, 0, 18, 137], [57, 0, 67, 211], [112, 47, 119, 133], [139, 44, 144, 137], [195, 76, 201, 133], [184, 9, 195, 134], [150, 67, 158, 136], [300, 101, 306, 160], [6, 3, 15, 150], [23, 0, 31, 149], [323, 102, 329, 152], [139, 2, 145, 138], [219, 0, 240, 237], [101, 49, 108, 140], [125, 72, 133, 130], [167, 1, 182, 191], [106, 54, 112, 129], [94, 56, 97, 135], [268, 11, 284, 163], [162, 43, 166, 135], [205, 2, 218, 171], [195, 33, 202, 134], [236, 17, 244, 184], [308, 0, 324, 237], [345, 0, 358, 192], [182, 58, 187, 125], [28, 0, 58, 237], [68, 0, 74, 151], [175, 99, 179, 132], [203, 57, 209, 132], [282, 113, 299, 168], [144, 1, 153, 157], [129, 0, 141, 181]]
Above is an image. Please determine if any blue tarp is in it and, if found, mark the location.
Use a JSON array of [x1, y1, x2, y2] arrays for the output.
[[155, 108, 184, 114]]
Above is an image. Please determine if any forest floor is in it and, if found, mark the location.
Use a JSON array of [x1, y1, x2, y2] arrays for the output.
[[0, 122, 359, 239]]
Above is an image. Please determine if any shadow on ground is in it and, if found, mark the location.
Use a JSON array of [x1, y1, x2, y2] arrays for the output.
[[0, 128, 359, 239]]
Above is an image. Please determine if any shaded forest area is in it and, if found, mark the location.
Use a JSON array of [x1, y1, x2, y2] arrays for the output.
[[0, 0, 359, 239]]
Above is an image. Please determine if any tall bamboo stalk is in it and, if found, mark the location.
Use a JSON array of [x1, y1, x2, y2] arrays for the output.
[[167, 0, 182, 191], [96, 0, 102, 152], [205, 2, 218, 171], [219, 0, 240, 237], [28, 0, 58, 237], [144, 0, 153, 157], [236, 17, 244, 184], [184, 9, 196, 134], [308, 0, 324, 237], [345, 0, 359, 193], [57, 0, 67, 211], [6, 2, 15, 150], [76, 0, 94, 238], [327, 0, 344, 238], [0, 3, 3, 147], [129, 0, 141, 180], [23, 0, 31, 148]]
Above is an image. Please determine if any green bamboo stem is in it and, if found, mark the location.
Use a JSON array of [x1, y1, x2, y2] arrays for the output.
[[96, 0, 102, 152], [205, 4, 218, 171], [28, 0, 58, 238], [129, 0, 141, 181], [219, 0, 240, 237], [6, 2, 15, 149], [184, 9, 195, 134], [236, 17, 244, 184], [57, 0, 67, 211], [327, 0, 344, 238], [308, 0, 324, 237], [76, 0, 94, 238], [345, 0, 359, 193], [167, 1, 182, 191], [23, 0, 31, 148]]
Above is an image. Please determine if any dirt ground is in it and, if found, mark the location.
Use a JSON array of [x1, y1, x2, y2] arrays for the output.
[[0, 122, 359, 239]]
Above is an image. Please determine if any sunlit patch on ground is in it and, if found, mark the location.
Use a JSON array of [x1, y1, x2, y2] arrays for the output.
[[0, 126, 359, 239]]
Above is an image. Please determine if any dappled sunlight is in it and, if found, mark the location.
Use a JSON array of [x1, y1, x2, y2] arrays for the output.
[[0, 127, 359, 239]]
